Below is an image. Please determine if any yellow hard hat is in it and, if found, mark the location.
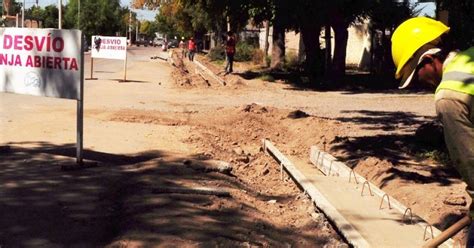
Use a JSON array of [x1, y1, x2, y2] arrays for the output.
[[391, 17, 449, 87]]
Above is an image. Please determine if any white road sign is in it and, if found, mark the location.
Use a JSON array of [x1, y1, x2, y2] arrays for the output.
[[91, 36, 127, 60], [0, 28, 82, 100]]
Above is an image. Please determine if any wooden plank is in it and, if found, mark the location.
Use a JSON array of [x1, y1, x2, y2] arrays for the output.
[[262, 139, 371, 248], [309, 145, 454, 248], [195, 69, 211, 86], [194, 59, 226, 86]]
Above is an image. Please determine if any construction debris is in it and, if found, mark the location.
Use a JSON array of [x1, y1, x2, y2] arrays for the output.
[[152, 186, 231, 197], [183, 159, 233, 175]]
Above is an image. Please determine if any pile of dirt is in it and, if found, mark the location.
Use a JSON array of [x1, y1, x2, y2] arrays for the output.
[[184, 99, 470, 243], [239, 103, 269, 114], [108, 109, 188, 126], [176, 105, 348, 246], [170, 52, 210, 88], [287, 110, 310, 119], [354, 157, 394, 185]]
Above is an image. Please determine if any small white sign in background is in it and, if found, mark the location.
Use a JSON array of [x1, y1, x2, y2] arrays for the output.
[[0, 28, 82, 100], [91, 36, 127, 60]]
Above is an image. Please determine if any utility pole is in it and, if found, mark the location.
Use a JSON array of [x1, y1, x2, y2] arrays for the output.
[[58, 0, 62, 29], [21, 0, 24, 27], [128, 6, 132, 44], [135, 20, 138, 42], [78, 0, 80, 29]]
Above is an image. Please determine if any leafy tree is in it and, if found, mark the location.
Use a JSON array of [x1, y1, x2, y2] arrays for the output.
[[368, 0, 415, 75], [25, 5, 45, 27], [140, 20, 158, 38], [42, 5, 60, 28], [438, 0, 474, 49], [64, 0, 127, 41]]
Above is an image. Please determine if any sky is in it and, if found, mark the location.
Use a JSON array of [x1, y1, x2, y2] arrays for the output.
[[415, 2, 436, 17], [27, 0, 157, 20], [29, 0, 435, 21]]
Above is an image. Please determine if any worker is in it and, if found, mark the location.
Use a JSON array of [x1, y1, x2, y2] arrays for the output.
[[188, 37, 196, 61], [179, 37, 186, 59], [391, 17, 474, 246], [225, 31, 236, 75]]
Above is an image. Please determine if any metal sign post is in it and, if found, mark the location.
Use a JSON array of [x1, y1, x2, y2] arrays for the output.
[[90, 57, 93, 79], [77, 37, 84, 165], [86, 57, 97, 80], [123, 52, 127, 82]]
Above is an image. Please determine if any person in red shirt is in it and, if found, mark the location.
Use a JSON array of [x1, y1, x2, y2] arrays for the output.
[[225, 31, 236, 74], [188, 37, 196, 61]]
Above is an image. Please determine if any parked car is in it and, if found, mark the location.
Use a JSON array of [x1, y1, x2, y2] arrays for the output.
[[135, 38, 149, 47], [153, 38, 164, 47], [167, 39, 179, 48]]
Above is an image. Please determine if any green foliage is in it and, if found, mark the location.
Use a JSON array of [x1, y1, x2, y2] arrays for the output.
[[139, 20, 158, 39], [440, 0, 474, 49], [208, 45, 225, 61], [235, 41, 257, 62], [42, 5, 60, 28], [283, 51, 300, 70], [415, 150, 451, 165], [64, 0, 127, 41], [251, 49, 265, 65], [258, 73, 275, 82]]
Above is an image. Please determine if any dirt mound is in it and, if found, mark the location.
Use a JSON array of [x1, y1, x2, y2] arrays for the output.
[[108, 109, 189, 126], [287, 110, 310, 119], [170, 51, 210, 88], [354, 157, 394, 184], [239, 103, 268, 114]]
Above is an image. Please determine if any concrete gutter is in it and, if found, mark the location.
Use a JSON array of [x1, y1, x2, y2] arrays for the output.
[[309, 146, 455, 248], [263, 139, 371, 247]]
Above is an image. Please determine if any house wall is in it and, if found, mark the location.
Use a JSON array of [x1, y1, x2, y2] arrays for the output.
[[259, 27, 303, 60], [260, 18, 372, 70], [345, 19, 371, 70]]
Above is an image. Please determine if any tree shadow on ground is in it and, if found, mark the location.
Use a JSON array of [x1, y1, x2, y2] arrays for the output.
[[328, 110, 460, 188], [236, 69, 433, 95], [0, 142, 334, 247], [336, 110, 433, 131]]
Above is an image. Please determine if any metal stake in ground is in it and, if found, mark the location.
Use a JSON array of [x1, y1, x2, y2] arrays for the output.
[[122, 51, 128, 82], [87, 57, 98, 80]]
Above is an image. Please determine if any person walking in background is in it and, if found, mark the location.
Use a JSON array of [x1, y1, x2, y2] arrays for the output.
[[225, 31, 236, 75], [179, 37, 186, 59], [188, 37, 196, 61], [392, 17, 474, 246]]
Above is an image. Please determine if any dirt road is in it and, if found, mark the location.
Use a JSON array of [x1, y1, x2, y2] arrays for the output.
[[0, 46, 468, 246]]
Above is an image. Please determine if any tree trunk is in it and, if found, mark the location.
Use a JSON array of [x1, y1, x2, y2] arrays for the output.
[[4, 0, 12, 16], [324, 25, 332, 75], [271, 16, 285, 70], [301, 24, 322, 81], [263, 20, 270, 67], [331, 20, 349, 79]]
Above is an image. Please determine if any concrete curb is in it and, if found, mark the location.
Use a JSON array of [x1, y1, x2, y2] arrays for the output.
[[263, 139, 371, 248], [309, 146, 455, 248]]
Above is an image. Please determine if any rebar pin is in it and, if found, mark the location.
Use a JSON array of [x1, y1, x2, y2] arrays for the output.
[[361, 181, 374, 196], [403, 208, 413, 224], [424, 225, 434, 241], [379, 194, 392, 210], [349, 169, 359, 184]]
